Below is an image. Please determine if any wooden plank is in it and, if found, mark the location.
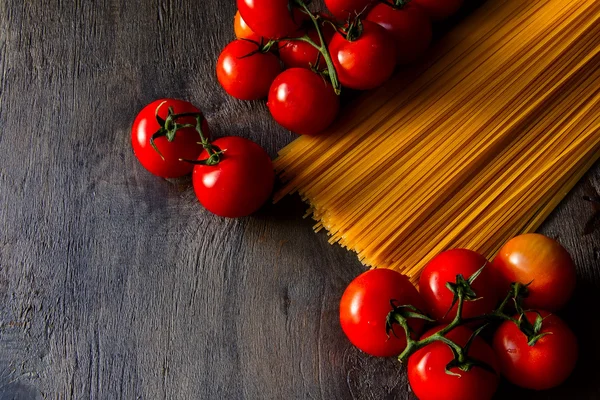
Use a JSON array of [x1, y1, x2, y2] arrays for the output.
[[0, 0, 598, 399]]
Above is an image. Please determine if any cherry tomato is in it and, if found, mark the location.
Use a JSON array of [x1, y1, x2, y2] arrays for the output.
[[234, 10, 260, 41], [366, 2, 432, 65], [328, 20, 397, 90], [408, 325, 500, 400], [267, 68, 340, 136], [491, 233, 576, 311], [412, 0, 464, 21], [325, 0, 374, 21], [493, 311, 578, 390], [237, 0, 306, 39], [419, 249, 499, 323], [279, 23, 336, 69], [192, 137, 274, 218], [216, 40, 282, 101], [339, 269, 426, 357], [131, 99, 209, 179]]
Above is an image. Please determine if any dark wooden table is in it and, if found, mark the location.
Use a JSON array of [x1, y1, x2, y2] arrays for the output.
[[1, 1, 599, 399]]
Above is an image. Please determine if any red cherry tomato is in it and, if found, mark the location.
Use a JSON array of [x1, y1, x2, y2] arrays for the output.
[[234, 10, 260, 41], [328, 20, 397, 90], [339, 269, 426, 357], [325, 0, 374, 21], [192, 137, 274, 218], [493, 311, 578, 390], [408, 325, 500, 400], [216, 40, 282, 101], [279, 23, 336, 69], [412, 0, 464, 21], [267, 68, 340, 136], [419, 249, 499, 323], [366, 2, 432, 65], [131, 99, 209, 179], [491, 233, 576, 311], [237, 0, 306, 39]]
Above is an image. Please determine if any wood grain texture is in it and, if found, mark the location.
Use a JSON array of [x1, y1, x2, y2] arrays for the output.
[[0, 1, 598, 399]]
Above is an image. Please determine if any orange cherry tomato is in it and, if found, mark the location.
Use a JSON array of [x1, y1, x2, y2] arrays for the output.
[[491, 233, 576, 311], [234, 10, 260, 41]]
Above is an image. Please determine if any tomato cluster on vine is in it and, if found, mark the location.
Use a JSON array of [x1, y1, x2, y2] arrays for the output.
[[131, 99, 275, 218], [339, 233, 579, 400], [129, 1, 465, 216], [219, 0, 464, 136]]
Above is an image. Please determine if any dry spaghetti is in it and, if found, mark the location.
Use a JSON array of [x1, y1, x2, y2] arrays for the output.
[[274, 0, 600, 284]]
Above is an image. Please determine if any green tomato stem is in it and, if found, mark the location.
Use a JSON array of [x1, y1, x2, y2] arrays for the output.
[[293, 0, 342, 95], [397, 288, 468, 364], [396, 273, 531, 367]]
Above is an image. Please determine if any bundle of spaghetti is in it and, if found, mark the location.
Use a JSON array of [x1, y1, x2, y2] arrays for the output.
[[274, 0, 600, 284]]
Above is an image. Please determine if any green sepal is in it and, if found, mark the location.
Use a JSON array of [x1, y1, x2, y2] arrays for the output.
[[385, 302, 433, 339], [467, 264, 485, 285], [533, 312, 544, 333], [443, 264, 487, 319], [518, 311, 552, 346], [510, 281, 531, 313], [238, 38, 278, 58], [443, 320, 495, 376], [179, 145, 223, 167], [445, 356, 498, 376], [391, 0, 411, 9], [150, 131, 167, 160], [149, 103, 203, 160], [527, 332, 552, 346], [463, 323, 489, 354], [345, 17, 364, 42]]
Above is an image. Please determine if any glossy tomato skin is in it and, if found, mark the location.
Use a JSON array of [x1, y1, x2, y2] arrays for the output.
[[132, 99, 209, 179], [279, 24, 336, 69], [408, 325, 500, 400], [491, 233, 576, 311], [366, 2, 432, 65], [192, 137, 274, 218], [216, 40, 282, 101], [237, 0, 305, 39], [493, 311, 578, 390], [328, 21, 397, 90], [339, 269, 426, 357], [412, 0, 464, 21], [419, 249, 499, 323], [268, 68, 340, 135], [325, 0, 374, 21], [234, 10, 260, 41]]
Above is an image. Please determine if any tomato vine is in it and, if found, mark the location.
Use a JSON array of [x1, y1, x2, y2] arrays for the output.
[[291, 0, 342, 94], [387, 267, 545, 374]]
